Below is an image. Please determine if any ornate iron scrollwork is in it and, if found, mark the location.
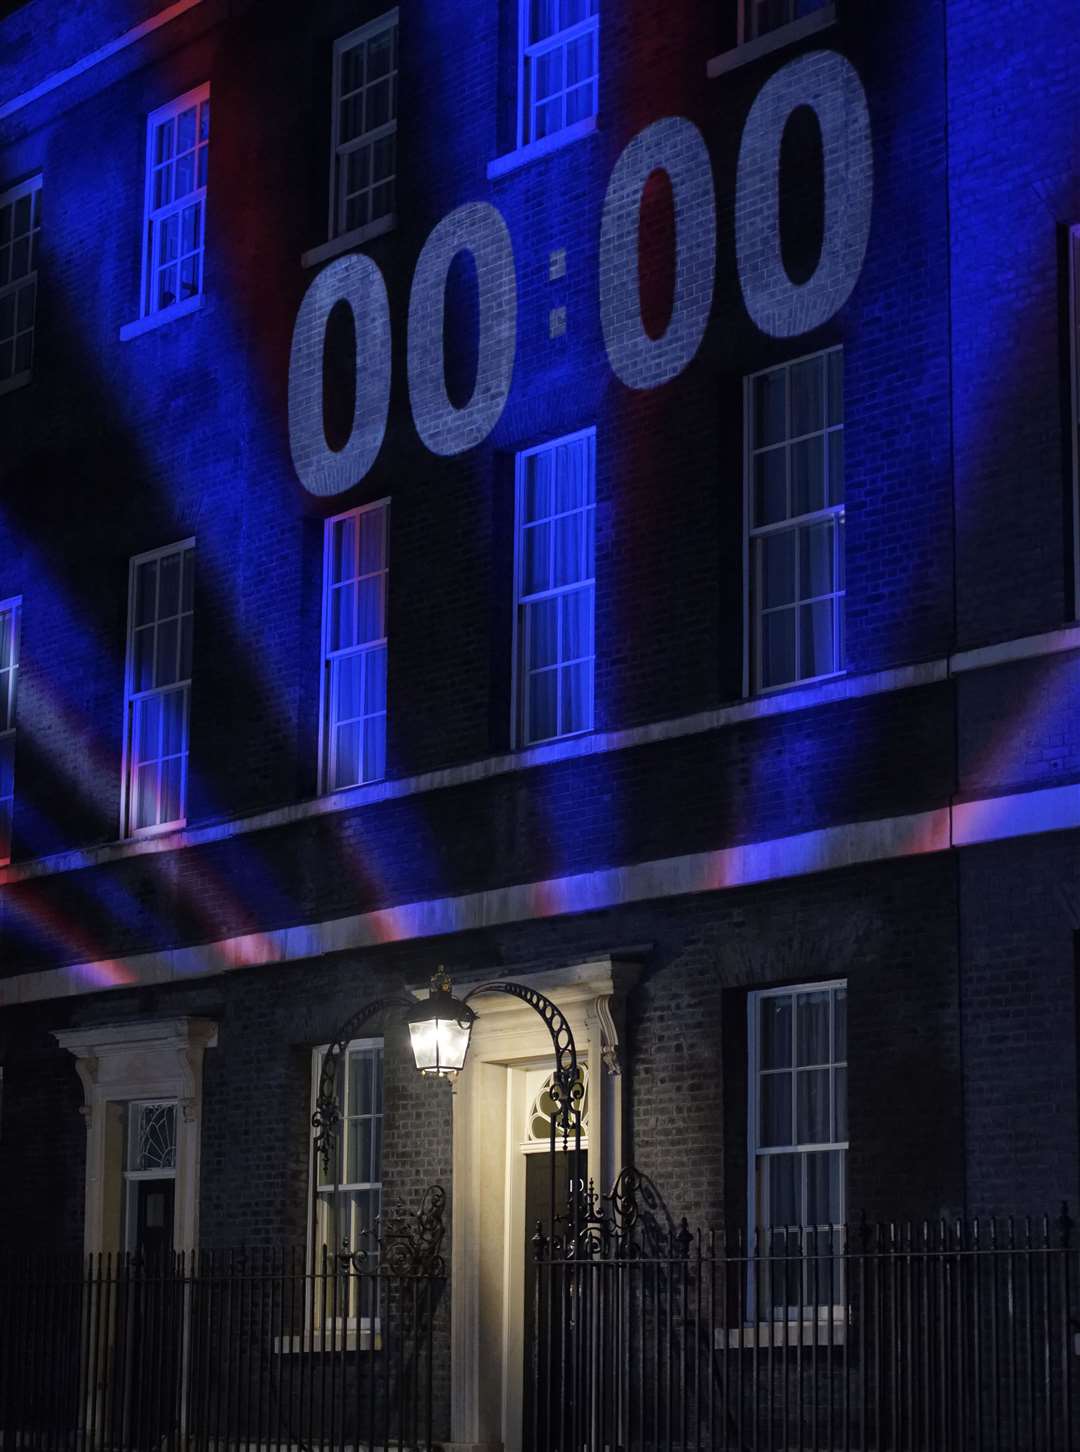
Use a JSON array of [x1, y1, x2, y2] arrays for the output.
[[464, 979, 582, 1136], [335, 1185, 448, 1278], [311, 994, 415, 1172]]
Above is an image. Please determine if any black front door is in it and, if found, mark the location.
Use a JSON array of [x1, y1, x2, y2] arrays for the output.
[[135, 1178, 175, 1258], [523, 1148, 586, 1452]]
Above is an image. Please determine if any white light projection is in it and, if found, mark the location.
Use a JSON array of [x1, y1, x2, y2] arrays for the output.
[[288, 253, 391, 497], [599, 116, 717, 389], [735, 51, 873, 339], [407, 201, 517, 456], [286, 52, 875, 493]]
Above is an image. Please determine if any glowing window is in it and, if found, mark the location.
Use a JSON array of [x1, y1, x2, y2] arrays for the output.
[[311, 1040, 383, 1302], [322, 502, 388, 791], [140, 85, 209, 319], [331, 13, 398, 241], [123, 542, 194, 836], [747, 347, 844, 691], [748, 981, 847, 1310], [515, 430, 596, 746], [0, 598, 21, 864], [0, 175, 41, 395], [739, 0, 831, 44], [519, 0, 599, 148], [123, 1100, 177, 1253]]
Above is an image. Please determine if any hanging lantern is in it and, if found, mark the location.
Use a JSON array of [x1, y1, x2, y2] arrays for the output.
[[407, 968, 476, 1078]]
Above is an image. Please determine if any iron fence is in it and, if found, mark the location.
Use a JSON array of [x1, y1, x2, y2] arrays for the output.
[[0, 1191, 447, 1452], [529, 1175, 1080, 1452]]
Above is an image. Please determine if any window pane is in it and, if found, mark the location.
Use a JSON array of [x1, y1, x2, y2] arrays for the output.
[[561, 659, 591, 734], [363, 714, 386, 781], [357, 508, 385, 577], [554, 511, 585, 587], [347, 1117, 374, 1184], [524, 522, 552, 595], [364, 646, 387, 716], [826, 350, 843, 426], [348, 1051, 373, 1116], [760, 1072, 792, 1147], [332, 516, 356, 587], [833, 1065, 847, 1141], [0, 734, 14, 798], [766, 1152, 800, 1230], [834, 985, 847, 1060], [334, 653, 363, 725], [528, 669, 558, 743], [134, 694, 161, 762], [134, 761, 160, 829], [762, 531, 796, 609], [155, 617, 179, 687], [791, 436, 825, 516], [356, 576, 384, 643], [561, 587, 592, 662], [760, 995, 792, 1069], [160, 756, 183, 823], [331, 582, 357, 652], [762, 609, 795, 688], [799, 599, 836, 678], [754, 449, 787, 526], [796, 990, 830, 1065], [754, 369, 786, 447], [555, 442, 590, 510], [806, 1149, 843, 1227], [526, 452, 554, 523], [796, 1068, 830, 1143], [333, 720, 361, 789], [135, 561, 157, 627], [828, 431, 845, 505], [161, 687, 187, 757], [528, 598, 559, 670], [790, 355, 824, 436]]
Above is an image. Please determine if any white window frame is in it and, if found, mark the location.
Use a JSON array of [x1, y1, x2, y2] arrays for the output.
[[737, 0, 833, 47], [0, 596, 21, 866], [138, 83, 210, 323], [319, 499, 389, 795], [0, 175, 41, 397], [512, 427, 597, 748], [121, 539, 195, 839], [308, 1037, 384, 1327], [746, 980, 847, 1317], [744, 346, 845, 696], [517, 0, 599, 152], [328, 11, 398, 247]]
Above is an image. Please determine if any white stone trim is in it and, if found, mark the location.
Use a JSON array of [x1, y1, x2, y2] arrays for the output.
[[0, 0, 204, 123], [0, 658, 945, 888], [10, 621, 1080, 890], [52, 1018, 217, 1254], [449, 958, 638, 1452]]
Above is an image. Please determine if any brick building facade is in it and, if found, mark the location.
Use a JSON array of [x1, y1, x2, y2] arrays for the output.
[[0, 0, 1079, 1445]]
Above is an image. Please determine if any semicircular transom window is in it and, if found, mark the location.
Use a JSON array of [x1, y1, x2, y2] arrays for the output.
[[526, 1065, 589, 1143]]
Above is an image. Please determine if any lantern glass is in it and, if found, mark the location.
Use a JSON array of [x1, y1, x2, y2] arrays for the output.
[[408, 1015, 472, 1076]]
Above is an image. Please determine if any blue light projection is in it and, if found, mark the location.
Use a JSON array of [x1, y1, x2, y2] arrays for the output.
[[407, 201, 518, 457], [735, 51, 873, 339], [288, 253, 391, 497], [599, 116, 716, 389], [287, 49, 877, 493]]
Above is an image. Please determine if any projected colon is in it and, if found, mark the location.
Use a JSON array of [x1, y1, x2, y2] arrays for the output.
[[286, 50, 874, 493], [288, 254, 391, 497], [735, 51, 873, 339], [599, 117, 717, 390]]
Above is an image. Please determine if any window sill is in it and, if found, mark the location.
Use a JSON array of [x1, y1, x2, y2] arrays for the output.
[[0, 370, 31, 398], [706, 5, 837, 78], [124, 817, 188, 842], [719, 1317, 847, 1349], [487, 114, 598, 181], [119, 293, 205, 341], [755, 668, 845, 699], [301, 214, 397, 270], [274, 1328, 381, 1354]]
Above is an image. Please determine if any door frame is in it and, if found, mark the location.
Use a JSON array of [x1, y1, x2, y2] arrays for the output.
[[446, 957, 639, 1452]]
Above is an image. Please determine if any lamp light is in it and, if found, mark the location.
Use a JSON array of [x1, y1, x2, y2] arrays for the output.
[[407, 968, 476, 1079]]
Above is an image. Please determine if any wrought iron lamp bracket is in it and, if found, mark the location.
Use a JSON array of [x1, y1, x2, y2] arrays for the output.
[[313, 994, 415, 1172], [463, 979, 582, 1132]]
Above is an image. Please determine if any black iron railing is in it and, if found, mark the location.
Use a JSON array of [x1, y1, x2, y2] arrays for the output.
[[529, 1178, 1080, 1452], [0, 1194, 447, 1452]]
